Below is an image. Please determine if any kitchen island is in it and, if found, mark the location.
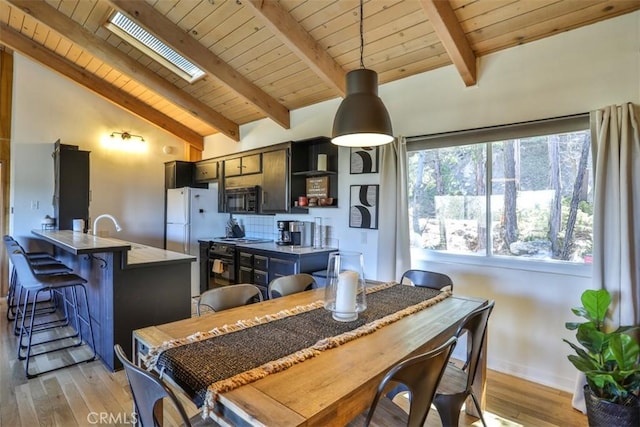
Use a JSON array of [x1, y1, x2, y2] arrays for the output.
[[31, 230, 195, 371]]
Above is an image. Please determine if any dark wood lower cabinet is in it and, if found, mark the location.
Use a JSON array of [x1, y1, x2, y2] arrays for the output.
[[236, 247, 333, 299], [238, 266, 253, 284], [54, 250, 191, 371], [270, 257, 298, 278]]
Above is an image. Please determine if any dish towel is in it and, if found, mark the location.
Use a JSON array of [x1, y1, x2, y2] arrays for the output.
[[211, 259, 224, 274]]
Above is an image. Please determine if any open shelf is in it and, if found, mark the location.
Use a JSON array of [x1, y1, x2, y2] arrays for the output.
[[292, 170, 337, 177]]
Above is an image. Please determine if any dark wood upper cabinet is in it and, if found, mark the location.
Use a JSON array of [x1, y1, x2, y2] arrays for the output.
[[224, 153, 262, 177], [167, 136, 337, 215], [53, 141, 90, 231], [289, 136, 338, 212], [257, 137, 338, 214], [193, 159, 218, 183], [242, 154, 262, 175], [261, 148, 289, 213]]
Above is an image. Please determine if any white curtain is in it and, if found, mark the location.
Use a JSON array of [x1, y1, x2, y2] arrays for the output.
[[376, 137, 411, 282], [572, 103, 640, 411], [592, 103, 640, 326]]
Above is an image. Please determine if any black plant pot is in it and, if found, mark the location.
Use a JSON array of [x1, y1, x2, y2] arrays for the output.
[[583, 385, 640, 427]]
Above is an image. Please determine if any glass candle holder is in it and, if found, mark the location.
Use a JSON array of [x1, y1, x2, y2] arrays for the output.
[[324, 251, 367, 322]]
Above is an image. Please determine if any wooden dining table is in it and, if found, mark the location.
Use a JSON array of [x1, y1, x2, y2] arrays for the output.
[[132, 286, 488, 427]]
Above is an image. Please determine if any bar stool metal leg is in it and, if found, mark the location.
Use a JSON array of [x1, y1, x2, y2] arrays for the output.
[[7, 248, 96, 378], [22, 283, 96, 378]]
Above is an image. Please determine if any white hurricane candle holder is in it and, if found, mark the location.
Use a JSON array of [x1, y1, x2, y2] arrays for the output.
[[324, 251, 367, 322]]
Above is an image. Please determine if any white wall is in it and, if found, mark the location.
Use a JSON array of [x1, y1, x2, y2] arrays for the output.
[[11, 54, 189, 248], [203, 11, 640, 392], [10, 11, 639, 392]]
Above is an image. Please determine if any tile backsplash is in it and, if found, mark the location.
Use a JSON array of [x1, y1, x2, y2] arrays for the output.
[[236, 215, 275, 239], [234, 214, 338, 248]]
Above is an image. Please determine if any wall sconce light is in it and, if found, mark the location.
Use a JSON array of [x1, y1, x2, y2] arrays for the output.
[[111, 131, 145, 142]]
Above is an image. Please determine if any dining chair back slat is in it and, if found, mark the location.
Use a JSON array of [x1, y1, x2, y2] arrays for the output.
[[433, 301, 495, 427], [267, 273, 315, 299], [115, 344, 193, 426], [364, 336, 457, 427], [197, 284, 263, 315], [400, 269, 453, 292]]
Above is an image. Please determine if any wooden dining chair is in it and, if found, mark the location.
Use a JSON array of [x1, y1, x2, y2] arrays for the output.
[[359, 336, 457, 427], [114, 344, 215, 426], [433, 301, 495, 427], [196, 284, 263, 315], [267, 273, 315, 299], [400, 269, 453, 292]]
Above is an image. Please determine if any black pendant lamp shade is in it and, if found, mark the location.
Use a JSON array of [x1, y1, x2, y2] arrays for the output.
[[331, 68, 394, 147]]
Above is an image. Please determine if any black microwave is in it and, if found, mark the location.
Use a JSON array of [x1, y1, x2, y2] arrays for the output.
[[225, 186, 260, 213]]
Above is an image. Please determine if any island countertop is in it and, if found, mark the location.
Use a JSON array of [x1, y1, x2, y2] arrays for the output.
[[32, 229, 195, 268]]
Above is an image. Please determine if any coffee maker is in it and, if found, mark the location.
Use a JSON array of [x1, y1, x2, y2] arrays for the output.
[[277, 220, 292, 245], [289, 221, 313, 246]]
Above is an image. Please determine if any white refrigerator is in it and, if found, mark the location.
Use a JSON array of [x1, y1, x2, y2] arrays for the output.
[[166, 187, 220, 297]]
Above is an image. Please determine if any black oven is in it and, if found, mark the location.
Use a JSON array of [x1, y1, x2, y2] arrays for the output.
[[225, 186, 259, 214], [207, 242, 236, 288]]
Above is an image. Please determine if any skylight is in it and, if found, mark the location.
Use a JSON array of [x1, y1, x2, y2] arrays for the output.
[[106, 11, 205, 83]]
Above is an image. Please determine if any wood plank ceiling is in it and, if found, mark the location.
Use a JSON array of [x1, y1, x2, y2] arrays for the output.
[[0, 0, 639, 156]]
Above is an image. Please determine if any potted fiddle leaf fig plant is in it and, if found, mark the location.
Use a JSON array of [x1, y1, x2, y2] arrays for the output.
[[564, 289, 640, 427]]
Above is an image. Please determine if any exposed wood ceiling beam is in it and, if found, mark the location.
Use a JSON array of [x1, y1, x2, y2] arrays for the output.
[[0, 22, 204, 150], [242, 0, 346, 97], [3, 0, 239, 141], [108, 0, 290, 130], [420, 0, 477, 86]]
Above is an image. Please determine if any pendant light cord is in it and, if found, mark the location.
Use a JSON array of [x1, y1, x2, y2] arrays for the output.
[[359, 0, 364, 69]]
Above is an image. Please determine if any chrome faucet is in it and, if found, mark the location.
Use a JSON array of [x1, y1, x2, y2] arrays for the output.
[[92, 214, 122, 236]]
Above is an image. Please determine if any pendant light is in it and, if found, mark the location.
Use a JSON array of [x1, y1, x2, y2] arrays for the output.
[[331, 0, 393, 147]]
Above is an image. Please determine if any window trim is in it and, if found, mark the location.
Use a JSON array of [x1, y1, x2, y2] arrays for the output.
[[406, 113, 593, 269], [407, 113, 590, 150], [413, 247, 593, 278]]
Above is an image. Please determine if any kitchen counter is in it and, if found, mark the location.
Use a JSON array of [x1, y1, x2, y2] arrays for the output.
[[32, 230, 195, 268], [237, 241, 337, 255], [32, 229, 131, 254], [235, 243, 335, 296], [31, 229, 193, 371]]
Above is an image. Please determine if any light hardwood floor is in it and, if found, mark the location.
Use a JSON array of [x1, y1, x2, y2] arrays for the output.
[[0, 299, 587, 426]]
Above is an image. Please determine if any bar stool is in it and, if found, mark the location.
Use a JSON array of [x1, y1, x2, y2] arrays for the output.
[[11, 262, 76, 338], [3, 235, 54, 259], [8, 243, 73, 336], [9, 249, 96, 378], [4, 239, 71, 326]]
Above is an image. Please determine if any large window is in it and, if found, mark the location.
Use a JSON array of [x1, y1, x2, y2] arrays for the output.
[[407, 115, 593, 265]]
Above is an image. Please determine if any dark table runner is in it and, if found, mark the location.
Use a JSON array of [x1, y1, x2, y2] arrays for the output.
[[155, 284, 444, 408]]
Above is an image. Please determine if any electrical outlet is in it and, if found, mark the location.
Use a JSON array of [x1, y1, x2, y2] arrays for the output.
[[30, 200, 39, 210]]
